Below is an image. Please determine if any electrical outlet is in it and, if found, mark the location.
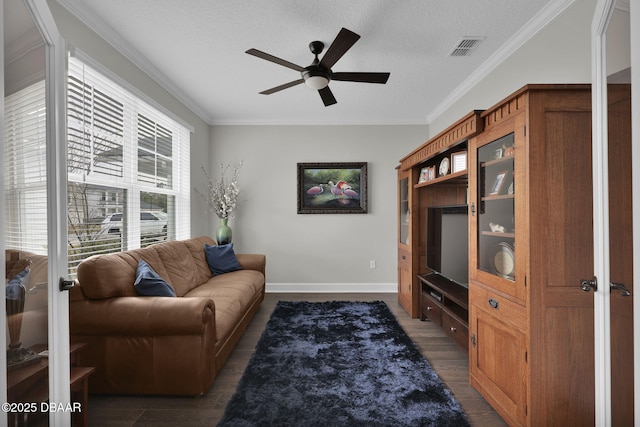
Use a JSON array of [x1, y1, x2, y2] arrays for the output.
[[370, 260, 376, 269]]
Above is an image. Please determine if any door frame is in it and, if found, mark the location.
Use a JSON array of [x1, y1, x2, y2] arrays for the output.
[[28, 0, 72, 424], [1, 0, 71, 425], [591, 0, 638, 424]]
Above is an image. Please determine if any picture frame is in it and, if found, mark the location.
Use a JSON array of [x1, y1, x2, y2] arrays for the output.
[[418, 167, 429, 183], [297, 162, 368, 214], [451, 151, 467, 173], [427, 166, 436, 181], [489, 170, 508, 195]]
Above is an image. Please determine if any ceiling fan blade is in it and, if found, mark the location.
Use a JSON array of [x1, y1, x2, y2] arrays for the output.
[[319, 28, 360, 69], [332, 72, 390, 84], [259, 79, 304, 95], [318, 86, 337, 106], [246, 48, 305, 72]]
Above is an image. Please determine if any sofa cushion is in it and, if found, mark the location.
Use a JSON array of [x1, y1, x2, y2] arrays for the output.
[[77, 253, 139, 299], [153, 240, 200, 296], [204, 243, 242, 275], [184, 236, 217, 285], [134, 260, 176, 297], [183, 269, 265, 349]]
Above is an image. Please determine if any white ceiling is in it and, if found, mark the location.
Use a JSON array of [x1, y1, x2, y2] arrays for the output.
[[26, 1, 566, 125]]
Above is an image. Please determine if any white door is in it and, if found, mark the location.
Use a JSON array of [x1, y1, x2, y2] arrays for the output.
[[2, 0, 71, 425], [592, 0, 638, 425]]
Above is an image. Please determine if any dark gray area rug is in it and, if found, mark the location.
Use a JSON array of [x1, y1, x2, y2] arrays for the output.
[[217, 300, 470, 426]]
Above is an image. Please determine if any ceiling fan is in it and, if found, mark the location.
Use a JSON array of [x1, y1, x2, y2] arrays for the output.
[[246, 27, 390, 107]]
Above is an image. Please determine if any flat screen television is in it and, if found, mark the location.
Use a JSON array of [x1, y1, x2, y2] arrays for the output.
[[425, 205, 469, 287]]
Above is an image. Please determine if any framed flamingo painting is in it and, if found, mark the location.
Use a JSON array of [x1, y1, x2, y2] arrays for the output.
[[297, 162, 368, 214]]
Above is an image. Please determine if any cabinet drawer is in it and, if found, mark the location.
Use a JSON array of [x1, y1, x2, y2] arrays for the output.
[[398, 248, 411, 266], [442, 312, 469, 351], [469, 283, 526, 331], [421, 292, 442, 325]]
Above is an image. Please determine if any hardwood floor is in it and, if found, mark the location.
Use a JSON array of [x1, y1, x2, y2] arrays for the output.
[[87, 293, 507, 426]]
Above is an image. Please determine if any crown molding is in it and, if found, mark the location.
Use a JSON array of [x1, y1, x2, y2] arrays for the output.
[[426, 0, 577, 124], [55, 0, 213, 125]]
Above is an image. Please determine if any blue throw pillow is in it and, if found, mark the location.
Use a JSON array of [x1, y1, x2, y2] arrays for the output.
[[204, 243, 242, 276], [134, 259, 176, 297]]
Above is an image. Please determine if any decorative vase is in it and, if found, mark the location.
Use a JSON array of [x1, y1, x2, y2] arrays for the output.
[[215, 217, 232, 245]]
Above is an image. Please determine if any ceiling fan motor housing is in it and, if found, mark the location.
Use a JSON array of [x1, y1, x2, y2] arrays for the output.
[[302, 41, 331, 89]]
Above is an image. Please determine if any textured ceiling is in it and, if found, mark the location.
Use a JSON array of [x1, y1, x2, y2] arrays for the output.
[[47, 1, 564, 124]]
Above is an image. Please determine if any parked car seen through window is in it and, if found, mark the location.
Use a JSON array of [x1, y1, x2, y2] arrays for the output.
[[96, 211, 167, 239]]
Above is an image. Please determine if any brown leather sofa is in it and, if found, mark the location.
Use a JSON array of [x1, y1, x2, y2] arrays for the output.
[[69, 236, 265, 396]]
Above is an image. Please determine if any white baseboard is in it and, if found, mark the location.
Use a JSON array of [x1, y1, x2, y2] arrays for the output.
[[266, 283, 397, 293]]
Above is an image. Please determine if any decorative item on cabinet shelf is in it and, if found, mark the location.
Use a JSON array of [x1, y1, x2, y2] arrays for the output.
[[490, 241, 515, 280], [451, 151, 467, 174], [438, 157, 450, 177], [494, 144, 515, 159], [489, 222, 505, 233], [489, 170, 509, 195], [418, 166, 436, 183], [418, 167, 428, 183]]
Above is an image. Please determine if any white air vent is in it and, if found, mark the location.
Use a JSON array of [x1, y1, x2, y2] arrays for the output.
[[449, 37, 485, 57]]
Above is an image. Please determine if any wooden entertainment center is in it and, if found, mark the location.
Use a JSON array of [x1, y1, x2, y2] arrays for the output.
[[397, 85, 609, 427], [397, 109, 480, 348]]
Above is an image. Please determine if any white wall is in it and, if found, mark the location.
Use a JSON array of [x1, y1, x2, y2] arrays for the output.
[[208, 125, 428, 288]]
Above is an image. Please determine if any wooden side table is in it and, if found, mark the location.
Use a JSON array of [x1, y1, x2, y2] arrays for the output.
[[6, 343, 94, 426]]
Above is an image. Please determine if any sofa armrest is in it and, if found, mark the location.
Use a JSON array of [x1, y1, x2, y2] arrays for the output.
[[236, 254, 266, 276], [70, 296, 215, 336]]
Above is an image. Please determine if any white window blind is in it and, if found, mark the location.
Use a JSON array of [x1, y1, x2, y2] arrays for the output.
[[3, 80, 48, 255], [67, 73, 125, 179], [66, 56, 190, 276]]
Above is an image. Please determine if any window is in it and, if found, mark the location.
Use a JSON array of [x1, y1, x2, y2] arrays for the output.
[[66, 56, 190, 276], [5, 57, 191, 278]]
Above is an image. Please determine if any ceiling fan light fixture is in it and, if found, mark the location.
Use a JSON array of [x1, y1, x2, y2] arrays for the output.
[[304, 75, 329, 90], [302, 68, 331, 90]]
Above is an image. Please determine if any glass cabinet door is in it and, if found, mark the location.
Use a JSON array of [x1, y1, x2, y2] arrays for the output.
[[472, 131, 523, 300], [399, 173, 410, 245]]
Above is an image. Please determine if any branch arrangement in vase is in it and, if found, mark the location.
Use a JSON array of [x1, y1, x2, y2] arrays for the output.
[[198, 162, 243, 220]]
